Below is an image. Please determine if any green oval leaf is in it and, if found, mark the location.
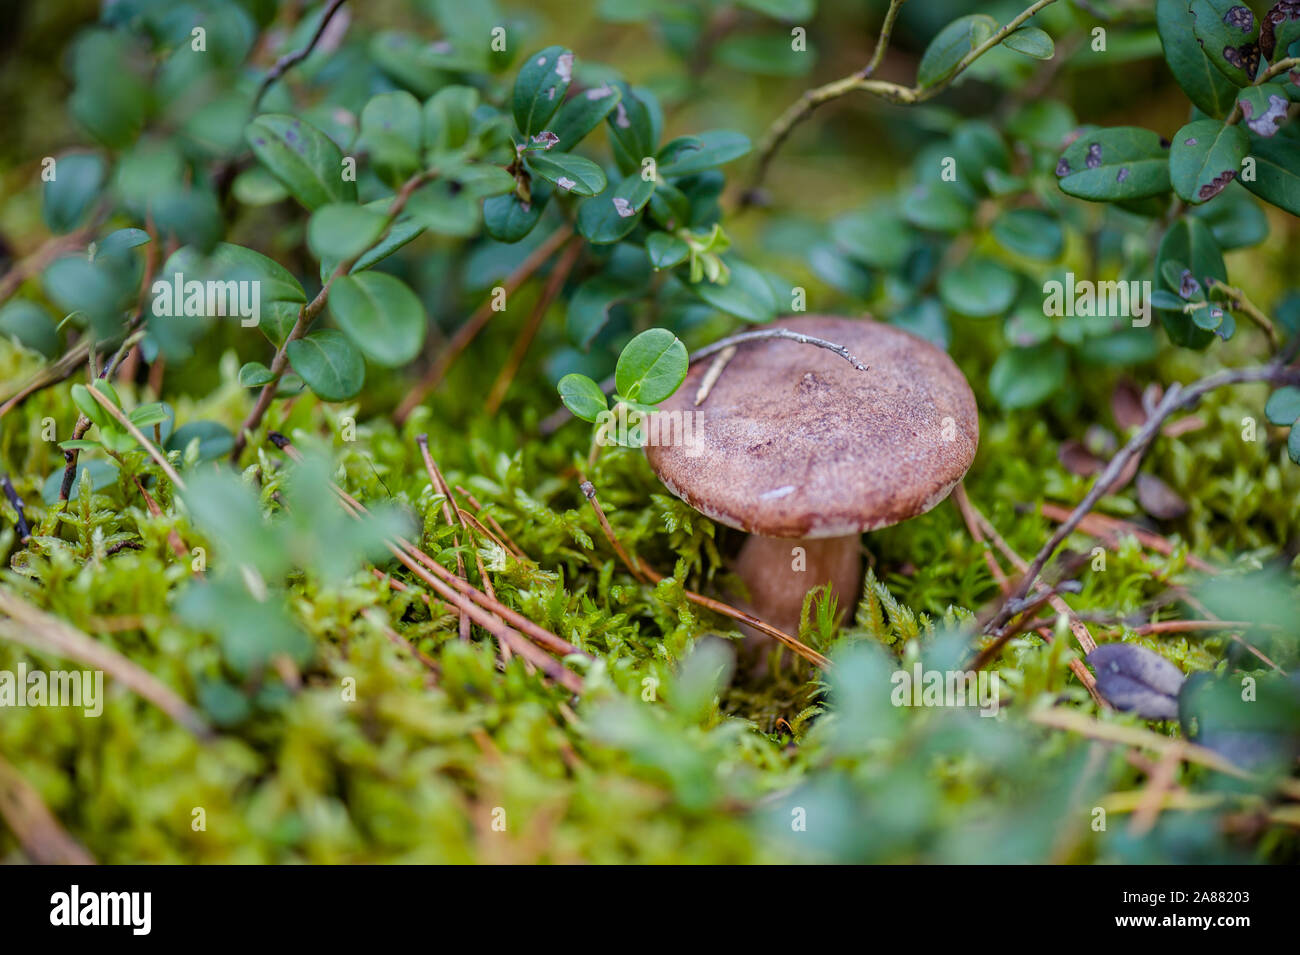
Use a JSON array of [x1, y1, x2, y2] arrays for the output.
[[359, 90, 423, 185], [1189, 181, 1269, 248], [646, 232, 690, 270], [1002, 26, 1054, 60], [512, 46, 573, 137], [576, 175, 655, 244], [328, 272, 427, 367], [938, 256, 1019, 317], [605, 82, 657, 175], [526, 152, 608, 197], [991, 208, 1064, 260], [657, 130, 752, 178], [308, 203, 388, 262], [830, 208, 911, 269], [96, 227, 150, 260], [917, 14, 997, 90], [1237, 83, 1293, 138], [423, 85, 479, 155], [557, 373, 608, 422], [566, 275, 638, 347], [484, 188, 549, 243], [693, 259, 779, 323], [615, 328, 688, 404], [1157, 0, 1239, 117], [238, 361, 275, 388], [902, 182, 974, 233], [1242, 134, 1300, 215], [166, 421, 234, 463], [1265, 386, 1300, 425], [1189, 0, 1261, 86], [245, 114, 356, 211], [1154, 217, 1225, 348], [0, 300, 59, 358], [548, 83, 621, 152], [286, 329, 366, 401], [43, 153, 106, 234], [989, 344, 1067, 409]]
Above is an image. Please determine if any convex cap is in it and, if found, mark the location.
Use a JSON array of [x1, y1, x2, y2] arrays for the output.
[[645, 315, 979, 538]]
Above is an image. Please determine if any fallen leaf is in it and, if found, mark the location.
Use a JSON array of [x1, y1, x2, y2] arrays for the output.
[[1137, 472, 1189, 520], [1087, 643, 1185, 719]]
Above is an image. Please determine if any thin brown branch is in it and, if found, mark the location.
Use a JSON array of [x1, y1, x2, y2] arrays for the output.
[[84, 384, 186, 490], [485, 238, 583, 414], [745, 0, 909, 200], [0, 591, 211, 738], [984, 361, 1300, 638], [395, 224, 574, 423], [1036, 502, 1217, 575], [253, 0, 349, 108], [272, 433, 584, 680], [690, 327, 869, 371], [0, 752, 95, 865], [231, 168, 434, 460], [1, 473, 30, 540], [960, 494, 1101, 702], [0, 224, 97, 305], [746, 0, 1059, 200], [455, 486, 529, 561], [417, 433, 470, 641], [952, 483, 1011, 595]]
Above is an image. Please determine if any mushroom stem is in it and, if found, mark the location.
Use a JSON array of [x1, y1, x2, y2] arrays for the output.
[[731, 533, 862, 651]]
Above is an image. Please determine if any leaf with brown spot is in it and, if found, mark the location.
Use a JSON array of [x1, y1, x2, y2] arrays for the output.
[[1259, 0, 1300, 60], [1190, 0, 1262, 85], [1158, 0, 1240, 116], [1057, 127, 1171, 201], [1170, 118, 1249, 204], [1238, 83, 1292, 137]]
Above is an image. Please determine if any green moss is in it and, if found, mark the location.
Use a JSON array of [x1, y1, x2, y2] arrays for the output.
[[2, 328, 1297, 863]]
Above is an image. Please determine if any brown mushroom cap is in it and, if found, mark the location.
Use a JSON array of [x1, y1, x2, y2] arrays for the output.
[[644, 315, 978, 538]]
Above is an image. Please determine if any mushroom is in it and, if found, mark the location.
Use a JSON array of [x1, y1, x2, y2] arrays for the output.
[[644, 315, 978, 655]]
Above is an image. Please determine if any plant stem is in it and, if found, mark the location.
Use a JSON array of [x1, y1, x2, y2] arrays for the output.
[[416, 433, 470, 641], [253, 0, 350, 108], [689, 326, 869, 370], [231, 168, 434, 460], [746, 0, 1060, 199], [0, 223, 97, 306], [746, 0, 908, 199], [1211, 281, 1281, 348], [0, 752, 96, 864], [84, 384, 187, 491], [1, 473, 30, 540], [984, 359, 1300, 637]]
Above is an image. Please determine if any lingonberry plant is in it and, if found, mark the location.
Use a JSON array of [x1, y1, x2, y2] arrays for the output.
[[0, 0, 1298, 869]]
